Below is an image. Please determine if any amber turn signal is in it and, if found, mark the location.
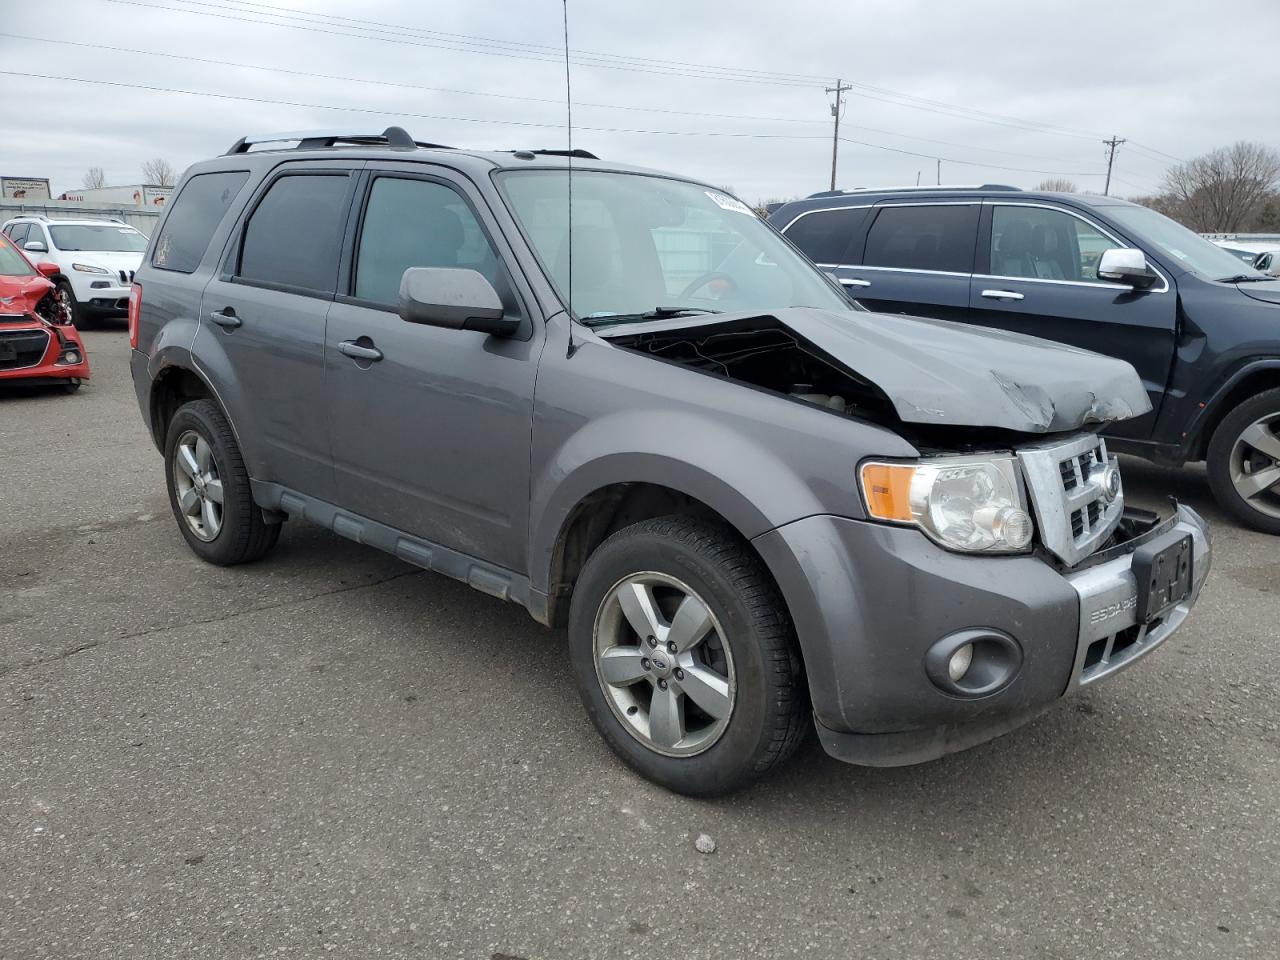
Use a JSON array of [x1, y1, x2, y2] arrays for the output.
[[859, 462, 915, 522]]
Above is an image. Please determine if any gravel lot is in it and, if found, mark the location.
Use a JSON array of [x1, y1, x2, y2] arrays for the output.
[[1, 328, 1277, 959]]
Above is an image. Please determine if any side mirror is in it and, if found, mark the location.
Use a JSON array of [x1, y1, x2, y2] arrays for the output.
[[36, 262, 59, 278], [398, 267, 518, 337], [23, 240, 48, 253], [1097, 247, 1157, 289]]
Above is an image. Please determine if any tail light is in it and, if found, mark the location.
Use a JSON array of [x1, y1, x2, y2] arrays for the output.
[[128, 282, 142, 349]]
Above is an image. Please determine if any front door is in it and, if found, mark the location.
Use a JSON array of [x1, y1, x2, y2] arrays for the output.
[[198, 164, 359, 501], [967, 202, 1178, 439], [324, 168, 540, 572]]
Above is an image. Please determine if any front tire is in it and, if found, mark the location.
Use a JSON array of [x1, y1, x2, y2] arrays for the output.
[[56, 281, 88, 329], [163, 399, 282, 564], [568, 516, 808, 796], [1207, 387, 1280, 535]]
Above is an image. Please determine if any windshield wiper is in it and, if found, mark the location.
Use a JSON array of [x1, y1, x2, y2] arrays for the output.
[[582, 306, 723, 328], [1217, 274, 1276, 283]]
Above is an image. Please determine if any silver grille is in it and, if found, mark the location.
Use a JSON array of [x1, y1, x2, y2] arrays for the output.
[[1018, 433, 1123, 566]]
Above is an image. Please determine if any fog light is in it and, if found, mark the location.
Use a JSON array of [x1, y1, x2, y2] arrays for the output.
[[61, 350, 82, 364], [948, 643, 974, 682]]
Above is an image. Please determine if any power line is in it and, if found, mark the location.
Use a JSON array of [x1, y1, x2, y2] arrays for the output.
[[94, 0, 1175, 150], [838, 136, 1102, 177], [2, 68, 1110, 181], [2, 31, 1113, 173]]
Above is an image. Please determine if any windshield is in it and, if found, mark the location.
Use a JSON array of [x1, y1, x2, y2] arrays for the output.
[[49, 223, 148, 253], [0, 235, 36, 277], [496, 170, 853, 321], [1106, 205, 1269, 280]]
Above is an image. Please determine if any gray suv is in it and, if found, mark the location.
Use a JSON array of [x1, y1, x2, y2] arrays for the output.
[[129, 127, 1211, 795]]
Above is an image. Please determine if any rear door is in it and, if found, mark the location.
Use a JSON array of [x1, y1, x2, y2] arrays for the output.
[[968, 201, 1177, 439], [198, 162, 361, 502], [835, 202, 980, 322], [324, 165, 540, 572]]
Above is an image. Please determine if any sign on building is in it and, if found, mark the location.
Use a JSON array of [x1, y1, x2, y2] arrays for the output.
[[2, 177, 52, 200]]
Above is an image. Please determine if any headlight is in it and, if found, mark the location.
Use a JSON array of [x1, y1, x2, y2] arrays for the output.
[[72, 262, 110, 275], [859, 456, 1034, 554]]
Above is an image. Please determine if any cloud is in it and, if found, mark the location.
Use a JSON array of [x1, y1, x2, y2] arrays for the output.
[[4, 0, 1278, 201]]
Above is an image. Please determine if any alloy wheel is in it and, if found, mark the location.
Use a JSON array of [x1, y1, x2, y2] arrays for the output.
[[592, 572, 736, 757], [1229, 412, 1280, 520], [172, 430, 225, 541]]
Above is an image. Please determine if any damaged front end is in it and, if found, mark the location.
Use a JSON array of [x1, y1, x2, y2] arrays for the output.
[[597, 306, 1151, 447], [598, 304, 1159, 565]]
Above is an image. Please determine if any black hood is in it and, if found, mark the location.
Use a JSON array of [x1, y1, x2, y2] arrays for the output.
[[598, 307, 1151, 434], [1236, 280, 1280, 306]]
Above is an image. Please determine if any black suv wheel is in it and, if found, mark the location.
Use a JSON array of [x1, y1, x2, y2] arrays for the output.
[[568, 516, 809, 796], [163, 399, 282, 564], [1207, 387, 1280, 535]]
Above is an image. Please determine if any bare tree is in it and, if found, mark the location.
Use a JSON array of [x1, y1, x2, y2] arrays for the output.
[[1034, 178, 1077, 193], [141, 158, 176, 187], [1161, 141, 1280, 232], [82, 167, 107, 190]]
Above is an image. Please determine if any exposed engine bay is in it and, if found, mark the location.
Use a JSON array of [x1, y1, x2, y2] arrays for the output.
[[597, 307, 1153, 447], [608, 323, 897, 421]]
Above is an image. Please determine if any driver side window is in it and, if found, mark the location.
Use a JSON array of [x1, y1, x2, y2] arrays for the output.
[[990, 206, 1119, 282]]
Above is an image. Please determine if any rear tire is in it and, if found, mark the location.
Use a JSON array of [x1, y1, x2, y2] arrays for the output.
[[163, 399, 282, 564], [568, 516, 809, 796], [1206, 387, 1280, 535]]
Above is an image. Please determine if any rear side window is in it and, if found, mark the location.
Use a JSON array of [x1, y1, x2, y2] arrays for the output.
[[153, 171, 250, 273], [237, 174, 350, 294], [863, 204, 978, 273], [783, 207, 866, 264], [353, 177, 499, 306], [6, 223, 28, 246]]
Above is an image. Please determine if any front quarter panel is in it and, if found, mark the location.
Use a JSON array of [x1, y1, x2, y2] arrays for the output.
[[527, 316, 919, 595]]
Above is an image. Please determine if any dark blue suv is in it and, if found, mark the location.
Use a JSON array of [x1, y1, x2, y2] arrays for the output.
[[770, 187, 1280, 533]]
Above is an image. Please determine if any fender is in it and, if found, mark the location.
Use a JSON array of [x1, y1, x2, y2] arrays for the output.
[[1181, 357, 1280, 456], [527, 406, 871, 599]]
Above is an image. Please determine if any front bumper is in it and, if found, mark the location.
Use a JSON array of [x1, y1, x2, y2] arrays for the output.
[[752, 504, 1211, 767], [0, 322, 90, 384], [69, 274, 130, 313]]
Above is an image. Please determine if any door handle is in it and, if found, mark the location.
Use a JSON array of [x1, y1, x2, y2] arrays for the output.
[[839, 278, 872, 288], [981, 289, 1025, 301], [208, 309, 242, 328], [338, 339, 383, 362]]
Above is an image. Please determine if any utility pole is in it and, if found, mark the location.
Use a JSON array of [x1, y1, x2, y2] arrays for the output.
[[826, 79, 852, 191], [1103, 135, 1126, 196]]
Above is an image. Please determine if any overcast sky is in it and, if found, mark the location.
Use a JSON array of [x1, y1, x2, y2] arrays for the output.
[[5, 0, 1279, 202]]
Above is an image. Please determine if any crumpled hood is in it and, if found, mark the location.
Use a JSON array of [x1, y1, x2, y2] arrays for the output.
[[600, 307, 1152, 434], [0, 273, 54, 316]]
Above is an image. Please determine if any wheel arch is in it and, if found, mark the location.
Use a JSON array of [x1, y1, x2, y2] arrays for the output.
[[148, 362, 218, 451], [1189, 359, 1280, 460]]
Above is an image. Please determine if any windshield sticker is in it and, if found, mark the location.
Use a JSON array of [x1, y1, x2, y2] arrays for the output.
[[1168, 248, 1189, 260], [705, 191, 754, 216]]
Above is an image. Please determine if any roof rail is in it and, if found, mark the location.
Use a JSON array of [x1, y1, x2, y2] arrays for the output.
[[807, 183, 1021, 198], [510, 148, 600, 161], [224, 126, 444, 154]]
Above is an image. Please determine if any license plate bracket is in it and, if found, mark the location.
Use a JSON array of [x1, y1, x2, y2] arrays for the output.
[[1133, 533, 1193, 624]]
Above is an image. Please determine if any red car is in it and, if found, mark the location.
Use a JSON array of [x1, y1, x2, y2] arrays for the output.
[[0, 232, 89, 393]]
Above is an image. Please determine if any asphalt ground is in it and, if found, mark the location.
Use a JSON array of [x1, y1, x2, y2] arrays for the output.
[[1, 327, 1277, 959]]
